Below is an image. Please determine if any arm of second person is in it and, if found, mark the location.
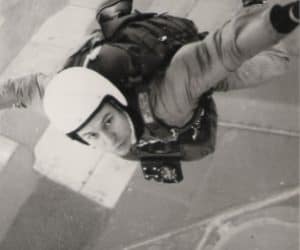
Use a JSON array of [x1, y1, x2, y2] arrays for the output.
[[0, 73, 50, 115]]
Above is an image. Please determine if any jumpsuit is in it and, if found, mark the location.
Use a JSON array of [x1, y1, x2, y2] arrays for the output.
[[0, 4, 293, 129]]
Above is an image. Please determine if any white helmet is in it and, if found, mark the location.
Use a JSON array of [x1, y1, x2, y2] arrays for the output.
[[43, 67, 127, 134]]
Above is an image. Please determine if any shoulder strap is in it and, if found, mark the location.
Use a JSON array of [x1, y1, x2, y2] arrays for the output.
[[62, 31, 104, 70], [137, 87, 174, 139]]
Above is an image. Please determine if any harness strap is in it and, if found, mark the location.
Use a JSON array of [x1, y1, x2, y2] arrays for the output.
[[83, 45, 102, 67], [137, 88, 177, 140]]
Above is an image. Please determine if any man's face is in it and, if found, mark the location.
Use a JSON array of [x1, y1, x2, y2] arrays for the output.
[[77, 102, 132, 156]]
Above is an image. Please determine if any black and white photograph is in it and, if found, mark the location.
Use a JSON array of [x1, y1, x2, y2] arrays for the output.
[[0, 0, 299, 249]]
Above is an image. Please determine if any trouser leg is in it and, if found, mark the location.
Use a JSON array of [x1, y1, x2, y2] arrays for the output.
[[215, 43, 290, 91]]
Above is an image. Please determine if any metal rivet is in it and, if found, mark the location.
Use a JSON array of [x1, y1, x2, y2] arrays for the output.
[[159, 35, 168, 42]]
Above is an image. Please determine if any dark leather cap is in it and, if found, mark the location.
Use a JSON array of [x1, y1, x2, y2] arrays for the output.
[[96, 0, 133, 23]]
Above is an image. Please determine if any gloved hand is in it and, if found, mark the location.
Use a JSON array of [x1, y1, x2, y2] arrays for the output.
[[271, 1, 299, 34]]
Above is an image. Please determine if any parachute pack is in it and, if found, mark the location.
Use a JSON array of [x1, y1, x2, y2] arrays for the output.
[[63, 10, 208, 90]]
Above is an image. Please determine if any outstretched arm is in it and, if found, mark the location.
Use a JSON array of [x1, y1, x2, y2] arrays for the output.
[[0, 73, 50, 115], [155, 1, 299, 127]]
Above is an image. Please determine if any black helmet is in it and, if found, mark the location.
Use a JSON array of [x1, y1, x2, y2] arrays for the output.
[[96, 0, 133, 23]]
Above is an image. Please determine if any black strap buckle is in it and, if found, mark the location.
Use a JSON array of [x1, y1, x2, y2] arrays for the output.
[[141, 157, 183, 183], [137, 140, 183, 183]]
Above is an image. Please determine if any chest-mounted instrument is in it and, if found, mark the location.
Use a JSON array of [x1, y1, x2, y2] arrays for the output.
[[134, 89, 216, 184]]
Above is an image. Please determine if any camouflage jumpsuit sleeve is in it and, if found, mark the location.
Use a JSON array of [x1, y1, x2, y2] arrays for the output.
[[151, 4, 292, 127], [0, 73, 51, 115]]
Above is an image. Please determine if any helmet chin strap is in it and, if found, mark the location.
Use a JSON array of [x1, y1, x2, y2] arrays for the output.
[[124, 110, 137, 146]]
